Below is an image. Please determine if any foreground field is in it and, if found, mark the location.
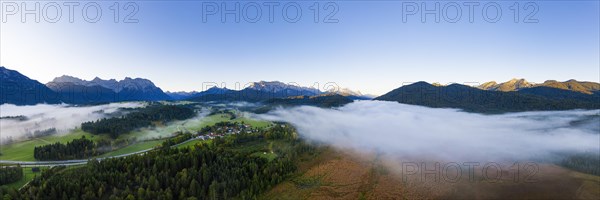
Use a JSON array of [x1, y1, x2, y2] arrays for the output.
[[262, 148, 600, 200], [260, 148, 407, 200]]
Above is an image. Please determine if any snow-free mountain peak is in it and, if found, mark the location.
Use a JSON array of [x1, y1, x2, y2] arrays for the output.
[[477, 78, 599, 94], [45, 74, 171, 102], [246, 81, 322, 96]]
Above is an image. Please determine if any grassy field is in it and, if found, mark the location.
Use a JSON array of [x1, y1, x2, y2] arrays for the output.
[[175, 139, 211, 149], [97, 140, 164, 158], [4, 167, 47, 189], [0, 130, 109, 161], [260, 148, 428, 200], [230, 140, 271, 154]]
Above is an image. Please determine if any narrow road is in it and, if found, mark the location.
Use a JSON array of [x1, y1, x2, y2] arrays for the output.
[[0, 147, 156, 167], [1, 135, 216, 167]]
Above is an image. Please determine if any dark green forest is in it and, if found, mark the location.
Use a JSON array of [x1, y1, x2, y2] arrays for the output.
[[0, 166, 23, 185], [33, 136, 99, 161], [6, 124, 312, 200], [161, 133, 193, 148], [375, 82, 600, 113], [81, 105, 195, 138]]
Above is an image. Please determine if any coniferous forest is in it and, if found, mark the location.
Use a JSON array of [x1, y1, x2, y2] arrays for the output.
[[81, 105, 196, 138], [10, 125, 313, 200], [33, 136, 99, 161], [0, 166, 23, 185]]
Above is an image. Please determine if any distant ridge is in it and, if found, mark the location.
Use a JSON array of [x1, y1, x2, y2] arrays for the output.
[[46, 75, 171, 103], [376, 81, 600, 113], [185, 81, 356, 107], [478, 79, 600, 94], [479, 78, 534, 92], [3, 66, 599, 112], [184, 81, 373, 102], [246, 81, 323, 97], [0, 66, 60, 105], [326, 87, 374, 100], [187, 81, 323, 102], [167, 86, 233, 100]]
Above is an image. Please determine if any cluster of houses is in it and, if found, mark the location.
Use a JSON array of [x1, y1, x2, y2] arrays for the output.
[[195, 122, 258, 140]]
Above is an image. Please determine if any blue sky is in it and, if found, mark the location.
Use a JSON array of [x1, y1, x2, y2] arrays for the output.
[[1, 1, 598, 95]]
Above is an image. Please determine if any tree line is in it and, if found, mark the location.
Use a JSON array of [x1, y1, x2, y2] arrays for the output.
[[33, 136, 99, 161], [25, 128, 57, 139], [560, 153, 600, 176], [81, 105, 195, 138], [0, 165, 23, 185], [161, 132, 193, 148]]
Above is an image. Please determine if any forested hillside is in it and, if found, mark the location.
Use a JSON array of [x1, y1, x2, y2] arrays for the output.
[[376, 82, 600, 113], [15, 124, 313, 199]]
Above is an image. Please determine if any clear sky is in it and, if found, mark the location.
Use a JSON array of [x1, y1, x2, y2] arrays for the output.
[[1, 1, 598, 95]]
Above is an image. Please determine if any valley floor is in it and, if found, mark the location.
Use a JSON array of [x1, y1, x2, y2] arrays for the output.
[[0, 113, 272, 162]]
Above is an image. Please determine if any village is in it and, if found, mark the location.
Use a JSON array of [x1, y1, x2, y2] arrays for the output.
[[195, 121, 259, 140]]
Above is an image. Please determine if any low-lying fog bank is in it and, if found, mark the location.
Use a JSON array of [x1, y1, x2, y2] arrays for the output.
[[258, 101, 600, 162], [0, 102, 144, 141], [135, 108, 211, 140]]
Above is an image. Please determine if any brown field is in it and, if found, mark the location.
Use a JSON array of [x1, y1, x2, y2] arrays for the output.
[[261, 147, 600, 200]]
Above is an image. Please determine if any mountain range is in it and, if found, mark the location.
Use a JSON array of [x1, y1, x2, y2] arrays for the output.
[[376, 81, 600, 113], [478, 78, 600, 94], [46, 75, 172, 103], [0, 67, 369, 105], [1, 66, 599, 113], [166, 86, 235, 100]]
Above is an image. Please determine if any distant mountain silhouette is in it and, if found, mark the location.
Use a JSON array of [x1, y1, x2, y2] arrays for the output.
[[188, 88, 291, 102], [46, 75, 171, 103], [46, 82, 117, 104], [376, 82, 600, 113], [186, 82, 355, 108], [187, 81, 324, 102], [166, 91, 200, 100], [479, 78, 534, 92], [4, 66, 599, 112], [0, 67, 60, 105], [167, 87, 234, 100], [325, 87, 374, 100], [247, 81, 322, 96]]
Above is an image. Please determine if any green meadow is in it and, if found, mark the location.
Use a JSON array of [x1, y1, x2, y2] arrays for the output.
[[97, 140, 164, 158], [175, 139, 212, 149], [0, 130, 109, 161]]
